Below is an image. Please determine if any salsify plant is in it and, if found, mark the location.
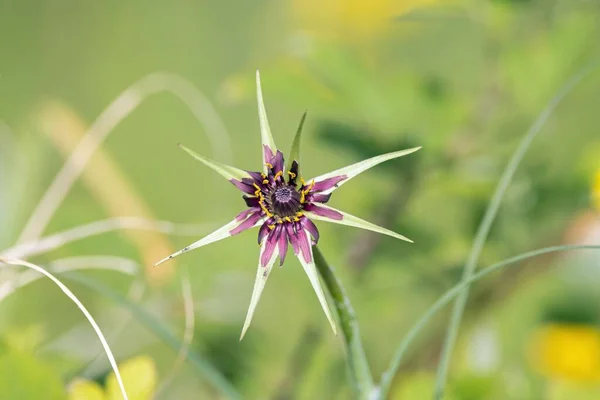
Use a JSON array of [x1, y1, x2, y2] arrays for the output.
[[154, 70, 421, 338]]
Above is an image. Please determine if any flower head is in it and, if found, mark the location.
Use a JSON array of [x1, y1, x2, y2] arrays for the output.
[[155, 71, 420, 339]]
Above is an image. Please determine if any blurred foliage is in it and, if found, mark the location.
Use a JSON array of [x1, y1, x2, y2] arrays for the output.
[[593, 169, 600, 210], [529, 324, 600, 383], [2, 0, 600, 398], [0, 351, 67, 399], [69, 355, 157, 400]]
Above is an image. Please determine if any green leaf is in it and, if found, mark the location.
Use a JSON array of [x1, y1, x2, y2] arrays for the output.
[[0, 352, 67, 400]]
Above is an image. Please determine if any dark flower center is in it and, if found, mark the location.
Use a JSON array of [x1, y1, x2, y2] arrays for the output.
[[270, 185, 302, 218]]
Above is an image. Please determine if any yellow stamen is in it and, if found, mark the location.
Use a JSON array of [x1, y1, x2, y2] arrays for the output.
[[265, 162, 273, 169], [268, 224, 275, 230], [262, 179, 269, 184], [288, 171, 297, 179], [274, 171, 283, 180], [304, 179, 315, 193], [299, 180, 315, 203], [301, 177, 306, 186], [293, 217, 300, 222], [259, 202, 272, 217], [253, 183, 261, 191], [261, 173, 267, 178], [284, 217, 292, 222]]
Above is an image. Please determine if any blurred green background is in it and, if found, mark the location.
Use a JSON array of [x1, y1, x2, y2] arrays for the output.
[[2, 0, 600, 398]]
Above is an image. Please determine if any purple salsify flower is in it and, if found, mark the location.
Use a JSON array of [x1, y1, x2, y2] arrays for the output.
[[154, 71, 421, 339]]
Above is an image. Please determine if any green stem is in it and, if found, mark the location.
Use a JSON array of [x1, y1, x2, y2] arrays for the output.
[[378, 244, 600, 398], [314, 246, 376, 399], [434, 61, 600, 400]]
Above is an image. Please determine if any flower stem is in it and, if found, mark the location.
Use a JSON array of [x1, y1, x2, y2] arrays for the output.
[[313, 246, 376, 399]]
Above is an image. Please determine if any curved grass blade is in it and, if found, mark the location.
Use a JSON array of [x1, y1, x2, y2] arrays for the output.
[[378, 244, 600, 398], [434, 61, 600, 400], [0, 257, 129, 400], [0, 255, 138, 303], [16, 72, 233, 244], [64, 272, 241, 400]]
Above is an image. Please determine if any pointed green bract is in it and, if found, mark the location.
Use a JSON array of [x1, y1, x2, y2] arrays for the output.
[[240, 245, 279, 340], [297, 241, 338, 335], [256, 70, 277, 168], [179, 144, 250, 181], [154, 217, 262, 266], [308, 147, 422, 194], [288, 111, 307, 173], [305, 205, 413, 243]]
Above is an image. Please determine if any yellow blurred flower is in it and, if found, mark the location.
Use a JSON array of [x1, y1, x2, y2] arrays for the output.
[[291, 0, 446, 42], [69, 355, 157, 400], [529, 324, 600, 383], [593, 169, 600, 210]]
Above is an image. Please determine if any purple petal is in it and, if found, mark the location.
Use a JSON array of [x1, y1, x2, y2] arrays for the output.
[[286, 223, 299, 254], [231, 179, 256, 194], [247, 171, 263, 180], [244, 196, 260, 208], [230, 212, 262, 235], [306, 193, 331, 204], [278, 230, 288, 266], [260, 227, 279, 267], [303, 203, 343, 220], [303, 218, 320, 244], [235, 207, 260, 222], [295, 229, 313, 263], [257, 218, 274, 244], [311, 175, 347, 193], [271, 150, 284, 175], [263, 145, 274, 165]]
